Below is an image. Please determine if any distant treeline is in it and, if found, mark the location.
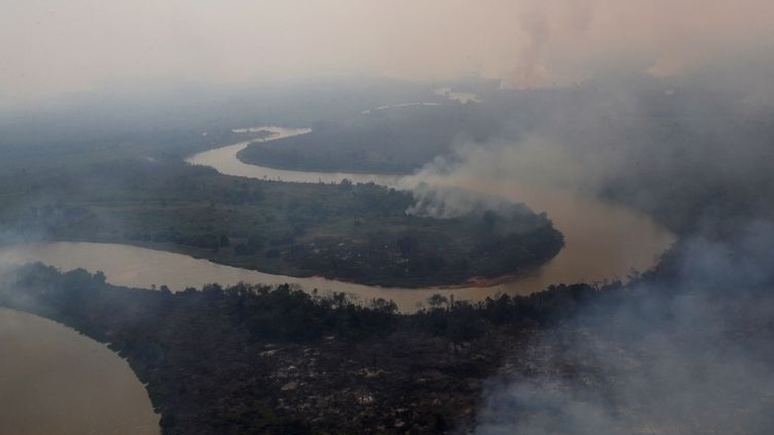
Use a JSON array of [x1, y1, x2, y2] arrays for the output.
[[237, 79, 774, 241]]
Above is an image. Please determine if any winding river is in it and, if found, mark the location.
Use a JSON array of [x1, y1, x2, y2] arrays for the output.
[[3, 127, 675, 312], [184, 126, 674, 309], [0, 126, 674, 434]]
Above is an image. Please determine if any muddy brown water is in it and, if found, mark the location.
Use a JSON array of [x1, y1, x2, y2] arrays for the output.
[[0, 126, 674, 434], [0, 307, 159, 435], [2, 175, 674, 312]]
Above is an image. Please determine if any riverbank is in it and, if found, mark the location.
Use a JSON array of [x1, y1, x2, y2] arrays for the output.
[[0, 263, 607, 435], [0, 241, 560, 313], [189, 128, 675, 296], [0, 153, 564, 289]]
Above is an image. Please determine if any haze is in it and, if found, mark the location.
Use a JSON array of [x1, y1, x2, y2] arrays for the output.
[[3, 1, 774, 434], [3, 0, 774, 106]]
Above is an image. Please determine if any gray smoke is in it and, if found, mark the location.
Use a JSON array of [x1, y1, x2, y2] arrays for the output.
[[406, 67, 774, 235], [407, 183, 532, 219], [5, 0, 774, 106], [474, 223, 774, 434]]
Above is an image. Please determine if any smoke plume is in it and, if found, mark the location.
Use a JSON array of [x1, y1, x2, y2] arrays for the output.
[[3, 0, 774, 106], [474, 224, 774, 434]]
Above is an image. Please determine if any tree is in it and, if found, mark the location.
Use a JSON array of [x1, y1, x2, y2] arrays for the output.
[[369, 298, 398, 314], [427, 294, 449, 310], [93, 270, 107, 285], [339, 178, 353, 190]]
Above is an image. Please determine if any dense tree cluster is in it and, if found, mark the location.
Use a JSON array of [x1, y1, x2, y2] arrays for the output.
[[1, 263, 617, 435], [0, 158, 563, 287]]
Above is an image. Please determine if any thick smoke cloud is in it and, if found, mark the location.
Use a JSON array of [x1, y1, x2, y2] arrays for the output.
[[475, 224, 774, 434], [501, 0, 774, 88], [407, 183, 533, 220], [406, 65, 774, 233], [411, 134, 596, 193], [3, 0, 774, 106]]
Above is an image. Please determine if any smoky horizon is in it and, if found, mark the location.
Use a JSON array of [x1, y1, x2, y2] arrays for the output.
[[3, 0, 774, 108]]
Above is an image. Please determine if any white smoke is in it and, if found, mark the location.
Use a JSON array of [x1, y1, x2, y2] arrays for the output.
[[474, 224, 774, 434]]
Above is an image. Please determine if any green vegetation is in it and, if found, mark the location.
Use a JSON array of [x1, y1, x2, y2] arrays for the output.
[[237, 104, 502, 174], [5, 77, 774, 435], [0, 263, 613, 435], [0, 158, 563, 287], [0, 80, 564, 289], [6, 233, 774, 434], [233, 79, 774, 244]]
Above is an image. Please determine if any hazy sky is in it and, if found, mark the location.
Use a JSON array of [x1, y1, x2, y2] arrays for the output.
[[2, 0, 773, 104]]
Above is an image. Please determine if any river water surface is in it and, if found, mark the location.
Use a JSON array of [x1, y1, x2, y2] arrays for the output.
[[4, 127, 675, 312], [0, 126, 674, 434], [0, 307, 159, 435], [183, 126, 675, 308]]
